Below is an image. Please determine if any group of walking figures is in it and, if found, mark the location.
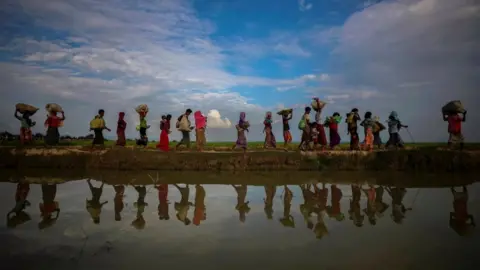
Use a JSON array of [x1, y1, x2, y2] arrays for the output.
[[14, 97, 467, 150], [7, 180, 475, 235]]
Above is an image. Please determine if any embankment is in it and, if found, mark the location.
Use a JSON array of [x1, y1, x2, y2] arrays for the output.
[[0, 147, 478, 172]]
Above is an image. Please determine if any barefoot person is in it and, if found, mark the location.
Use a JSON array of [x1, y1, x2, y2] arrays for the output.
[[157, 114, 172, 151], [45, 110, 65, 146], [116, 112, 127, 146], [194, 110, 207, 151], [14, 110, 36, 145], [263, 111, 276, 149], [346, 108, 361, 151], [281, 110, 293, 150], [90, 109, 110, 149], [443, 111, 467, 150], [175, 109, 193, 150], [313, 98, 327, 151], [232, 112, 249, 153], [360, 111, 375, 151]]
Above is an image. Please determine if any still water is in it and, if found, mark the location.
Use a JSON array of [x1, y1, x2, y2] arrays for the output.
[[1, 172, 479, 270]]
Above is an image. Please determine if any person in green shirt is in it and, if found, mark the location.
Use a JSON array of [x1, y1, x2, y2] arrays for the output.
[[91, 109, 110, 149], [136, 112, 150, 147], [14, 109, 36, 145]]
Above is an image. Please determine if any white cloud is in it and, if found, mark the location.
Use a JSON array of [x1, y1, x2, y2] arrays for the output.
[[206, 110, 232, 129], [298, 0, 313, 12]]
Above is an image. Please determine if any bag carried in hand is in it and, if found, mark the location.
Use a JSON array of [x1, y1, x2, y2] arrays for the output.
[[16, 103, 39, 115], [442, 100, 465, 115], [45, 103, 63, 113], [298, 118, 306, 130]]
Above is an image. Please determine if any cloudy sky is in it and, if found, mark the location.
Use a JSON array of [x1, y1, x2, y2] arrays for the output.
[[0, 0, 478, 142]]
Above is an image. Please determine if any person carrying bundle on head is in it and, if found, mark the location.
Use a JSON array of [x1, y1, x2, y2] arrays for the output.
[[442, 100, 467, 151], [346, 108, 361, 150]]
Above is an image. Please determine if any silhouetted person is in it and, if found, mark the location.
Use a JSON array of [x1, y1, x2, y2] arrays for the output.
[[7, 182, 31, 228], [349, 184, 364, 227], [232, 184, 250, 223], [264, 185, 277, 220], [313, 210, 328, 239], [326, 184, 345, 222], [155, 184, 170, 220], [193, 184, 206, 226], [279, 186, 294, 228], [313, 183, 328, 212], [299, 184, 315, 229], [450, 186, 475, 236], [86, 179, 108, 224], [132, 185, 148, 230], [113, 185, 125, 221], [39, 183, 60, 229], [386, 186, 411, 224], [174, 184, 193, 225]]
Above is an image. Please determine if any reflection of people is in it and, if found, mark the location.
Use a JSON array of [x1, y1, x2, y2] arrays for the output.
[[86, 179, 108, 224], [313, 210, 328, 239], [386, 186, 411, 224], [299, 184, 315, 229], [155, 184, 170, 220], [232, 185, 250, 223], [279, 186, 294, 228], [193, 184, 206, 226], [264, 185, 277, 220], [7, 183, 32, 228], [132, 185, 148, 230], [113, 185, 125, 221], [374, 186, 389, 218], [313, 183, 328, 212], [326, 184, 345, 222], [349, 184, 364, 227], [174, 184, 193, 225], [362, 185, 377, 225], [39, 184, 60, 229], [450, 186, 475, 236]]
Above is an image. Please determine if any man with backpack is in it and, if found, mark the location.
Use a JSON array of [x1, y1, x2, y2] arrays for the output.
[[175, 109, 193, 150]]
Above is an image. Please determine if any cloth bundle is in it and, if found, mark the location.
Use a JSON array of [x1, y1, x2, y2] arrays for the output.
[[442, 100, 465, 115], [16, 103, 38, 115], [45, 103, 63, 113]]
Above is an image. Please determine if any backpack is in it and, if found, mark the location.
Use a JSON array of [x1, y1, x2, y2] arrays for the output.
[[90, 117, 103, 129]]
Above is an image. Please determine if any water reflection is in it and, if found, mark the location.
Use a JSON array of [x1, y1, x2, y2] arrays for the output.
[[0, 172, 478, 269]]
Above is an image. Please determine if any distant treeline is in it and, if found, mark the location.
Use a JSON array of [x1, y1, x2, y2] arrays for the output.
[[0, 131, 95, 141]]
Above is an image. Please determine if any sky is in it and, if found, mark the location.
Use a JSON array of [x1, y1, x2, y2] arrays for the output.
[[0, 0, 478, 142]]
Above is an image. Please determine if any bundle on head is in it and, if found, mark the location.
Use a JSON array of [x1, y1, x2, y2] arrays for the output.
[[135, 104, 149, 115], [311, 98, 326, 111], [442, 100, 465, 115], [16, 103, 39, 115], [45, 103, 63, 113], [277, 108, 293, 115]]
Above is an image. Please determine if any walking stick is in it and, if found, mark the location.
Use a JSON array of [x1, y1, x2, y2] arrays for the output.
[[405, 128, 415, 144]]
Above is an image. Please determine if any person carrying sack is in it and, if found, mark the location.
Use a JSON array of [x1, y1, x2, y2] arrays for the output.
[[175, 109, 193, 150]]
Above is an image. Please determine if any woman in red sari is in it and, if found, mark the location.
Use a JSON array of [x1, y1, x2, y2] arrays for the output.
[[116, 112, 127, 146], [157, 114, 171, 151]]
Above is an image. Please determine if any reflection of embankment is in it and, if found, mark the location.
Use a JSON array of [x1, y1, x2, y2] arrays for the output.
[[1, 169, 476, 188], [1, 147, 479, 172]]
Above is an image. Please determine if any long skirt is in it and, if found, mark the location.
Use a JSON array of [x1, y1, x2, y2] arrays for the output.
[[349, 127, 360, 150], [264, 127, 276, 148], [316, 124, 327, 146], [283, 130, 292, 143], [45, 127, 59, 146], [363, 128, 374, 150], [235, 130, 247, 149], [386, 132, 404, 148], [116, 130, 126, 146], [196, 128, 206, 147], [92, 128, 104, 145], [329, 128, 341, 148], [157, 130, 170, 151], [373, 132, 382, 146], [300, 125, 311, 150], [20, 127, 32, 145]]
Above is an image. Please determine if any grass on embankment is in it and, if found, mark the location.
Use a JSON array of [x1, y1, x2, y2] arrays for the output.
[[2, 139, 480, 150]]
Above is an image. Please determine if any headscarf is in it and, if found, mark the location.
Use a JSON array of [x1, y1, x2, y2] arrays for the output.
[[239, 112, 246, 125], [264, 111, 272, 125], [389, 111, 399, 121], [118, 112, 125, 120], [194, 111, 206, 129]]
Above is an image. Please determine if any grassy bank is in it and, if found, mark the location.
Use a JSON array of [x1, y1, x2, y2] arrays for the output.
[[1, 139, 480, 150]]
